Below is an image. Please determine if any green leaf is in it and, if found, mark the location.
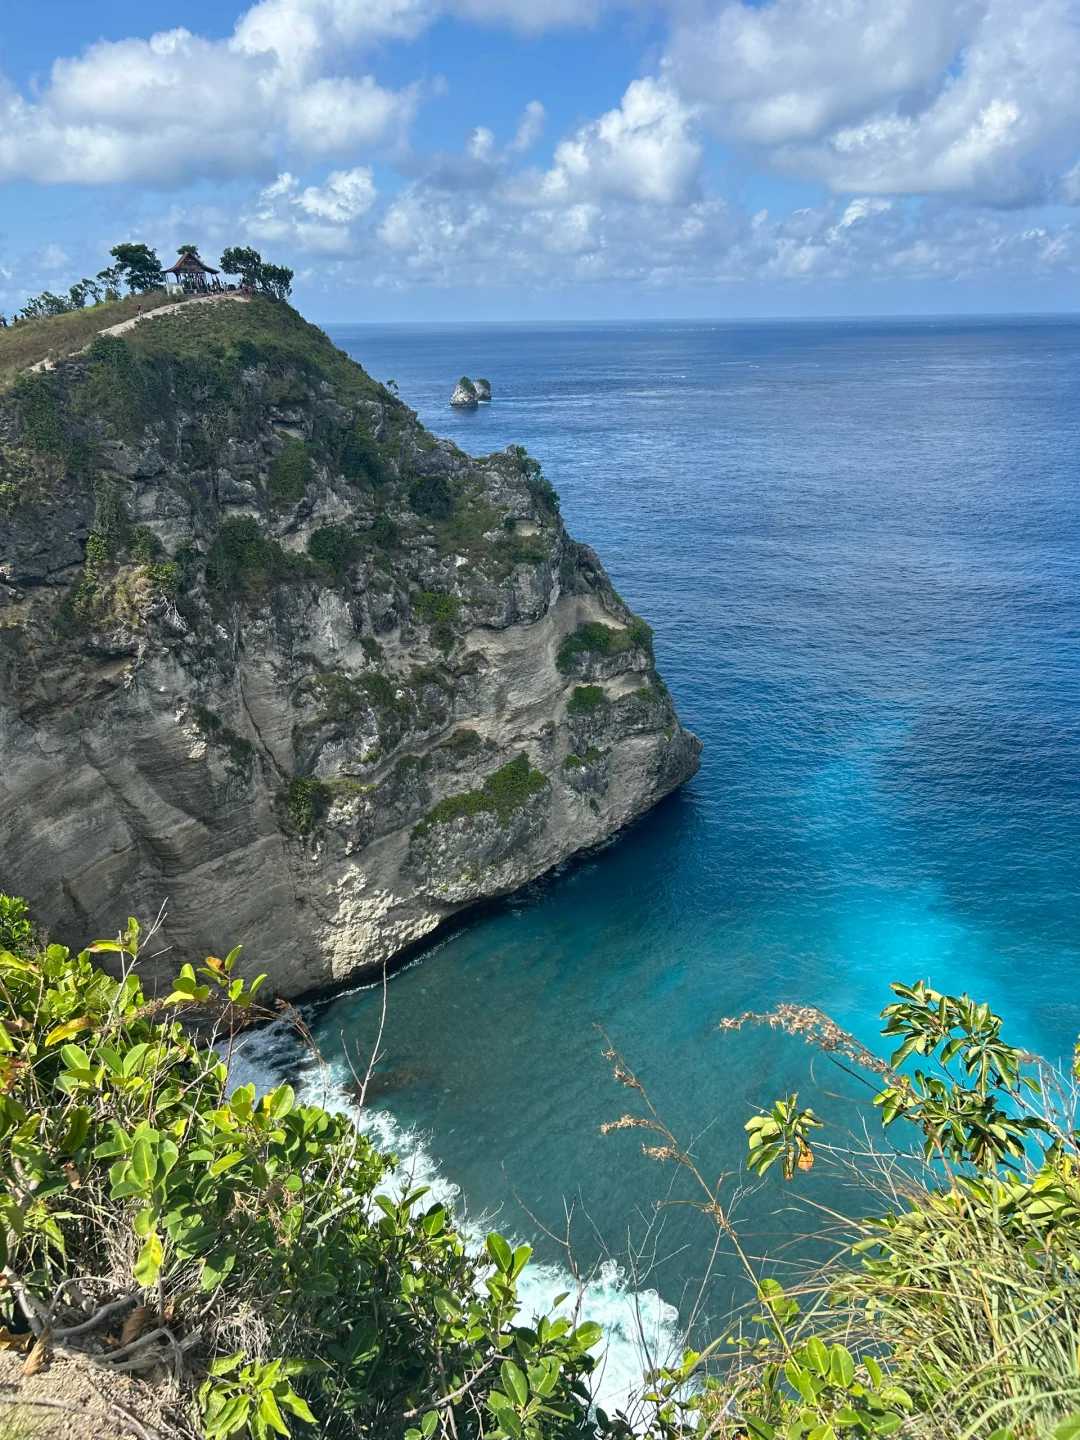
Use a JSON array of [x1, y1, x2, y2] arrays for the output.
[[133, 1230, 163, 1287], [829, 1343, 855, 1388], [279, 1389, 317, 1424], [744, 1420, 777, 1440], [201, 1246, 238, 1291], [60, 1043, 91, 1072], [804, 1337, 829, 1377], [486, 1232, 513, 1272], [500, 1360, 528, 1407], [266, 1084, 295, 1121], [210, 1150, 247, 1177], [257, 1390, 290, 1437], [572, 1321, 603, 1350], [131, 1136, 157, 1187], [1054, 1418, 1080, 1440], [511, 1242, 532, 1278], [420, 1410, 438, 1438], [209, 1354, 244, 1377]]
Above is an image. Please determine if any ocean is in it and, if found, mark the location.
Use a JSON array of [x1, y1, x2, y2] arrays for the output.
[[239, 315, 1080, 1401]]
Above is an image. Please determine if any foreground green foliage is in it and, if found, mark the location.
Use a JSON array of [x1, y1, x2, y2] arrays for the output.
[[3, 880, 1077, 1440], [600, 982, 1080, 1440], [0, 896, 602, 1439]]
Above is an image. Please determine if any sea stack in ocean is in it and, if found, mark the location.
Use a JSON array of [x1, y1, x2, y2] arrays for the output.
[[0, 298, 700, 997], [450, 376, 491, 408]]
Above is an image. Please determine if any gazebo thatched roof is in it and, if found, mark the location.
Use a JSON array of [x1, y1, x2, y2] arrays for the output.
[[164, 251, 220, 276]]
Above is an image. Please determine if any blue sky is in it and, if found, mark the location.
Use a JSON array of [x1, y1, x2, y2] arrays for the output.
[[2, 0, 1079, 321]]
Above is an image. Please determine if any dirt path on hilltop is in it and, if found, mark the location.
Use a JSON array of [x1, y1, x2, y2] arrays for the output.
[[29, 292, 250, 373]]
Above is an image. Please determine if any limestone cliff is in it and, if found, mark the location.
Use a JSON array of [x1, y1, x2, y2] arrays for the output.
[[0, 297, 700, 995]]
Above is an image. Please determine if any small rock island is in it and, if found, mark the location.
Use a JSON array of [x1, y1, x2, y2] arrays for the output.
[[450, 375, 491, 408]]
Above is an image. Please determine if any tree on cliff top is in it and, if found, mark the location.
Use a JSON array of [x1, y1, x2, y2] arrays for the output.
[[109, 242, 165, 293], [220, 245, 294, 299]]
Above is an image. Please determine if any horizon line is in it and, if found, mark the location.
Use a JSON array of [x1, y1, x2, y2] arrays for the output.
[[313, 309, 1080, 328]]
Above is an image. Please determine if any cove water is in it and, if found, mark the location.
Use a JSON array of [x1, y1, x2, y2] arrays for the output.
[[239, 316, 1080, 1400]]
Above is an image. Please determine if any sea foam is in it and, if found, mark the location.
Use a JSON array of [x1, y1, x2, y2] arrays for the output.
[[231, 1016, 683, 1420]]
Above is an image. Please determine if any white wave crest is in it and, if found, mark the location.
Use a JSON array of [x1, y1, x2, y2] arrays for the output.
[[231, 1019, 683, 1418]]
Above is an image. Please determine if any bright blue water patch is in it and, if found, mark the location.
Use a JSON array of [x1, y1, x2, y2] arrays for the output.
[[305, 316, 1080, 1327]]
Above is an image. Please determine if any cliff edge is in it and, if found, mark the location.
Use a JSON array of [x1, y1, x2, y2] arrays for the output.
[[0, 297, 700, 995]]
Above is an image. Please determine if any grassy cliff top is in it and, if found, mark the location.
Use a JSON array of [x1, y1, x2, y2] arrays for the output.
[[0, 290, 178, 388], [0, 292, 383, 406]]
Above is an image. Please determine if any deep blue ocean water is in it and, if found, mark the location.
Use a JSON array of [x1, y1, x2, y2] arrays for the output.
[[249, 317, 1080, 1374]]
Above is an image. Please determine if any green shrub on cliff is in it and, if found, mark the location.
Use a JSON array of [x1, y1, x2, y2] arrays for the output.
[[413, 753, 548, 837], [414, 589, 461, 653], [567, 685, 606, 716], [507, 445, 560, 515], [556, 618, 653, 675], [307, 523, 362, 580], [338, 423, 387, 487], [268, 438, 313, 508], [207, 516, 309, 597], [0, 896, 602, 1439]]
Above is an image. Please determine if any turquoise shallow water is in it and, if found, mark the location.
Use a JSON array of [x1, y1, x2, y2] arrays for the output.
[[251, 317, 1080, 1353]]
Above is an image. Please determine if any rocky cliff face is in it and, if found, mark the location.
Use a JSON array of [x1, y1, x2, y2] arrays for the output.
[[0, 298, 700, 996]]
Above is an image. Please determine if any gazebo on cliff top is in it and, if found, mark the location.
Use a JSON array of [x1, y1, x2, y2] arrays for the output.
[[163, 249, 221, 293]]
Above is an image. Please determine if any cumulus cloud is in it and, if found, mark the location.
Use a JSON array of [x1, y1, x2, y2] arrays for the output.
[[0, 15, 412, 187], [285, 76, 416, 153], [352, 155, 1080, 292], [233, 0, 433, 75], [537, 78, 702, 206], [244, 167, 377, 251], [449, 0, 614, 29], [0, 0, 634, 188], [663, 0, 1080, 206]]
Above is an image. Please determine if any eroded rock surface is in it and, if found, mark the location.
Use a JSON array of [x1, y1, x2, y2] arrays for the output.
[[0, 298, 700, 995]]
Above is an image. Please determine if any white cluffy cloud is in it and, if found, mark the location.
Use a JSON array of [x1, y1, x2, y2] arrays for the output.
[[245, 167, 377, 251], [351, 177, 1080, 293], [0, 20, 412, 186], [537, 78, 702, 206], [0, 0, 630, 188], [663, 0, 1080, 206]]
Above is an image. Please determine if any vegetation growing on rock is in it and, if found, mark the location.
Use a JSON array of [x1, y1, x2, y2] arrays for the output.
[[206, 517, 310, 597], [268, 438, 313, 508], [567, 685, 607, 716], [307, 523, 362, 579], [283, 775, 332, 834], [556, 618, 653, 675], [413, 753, 548, 837]]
